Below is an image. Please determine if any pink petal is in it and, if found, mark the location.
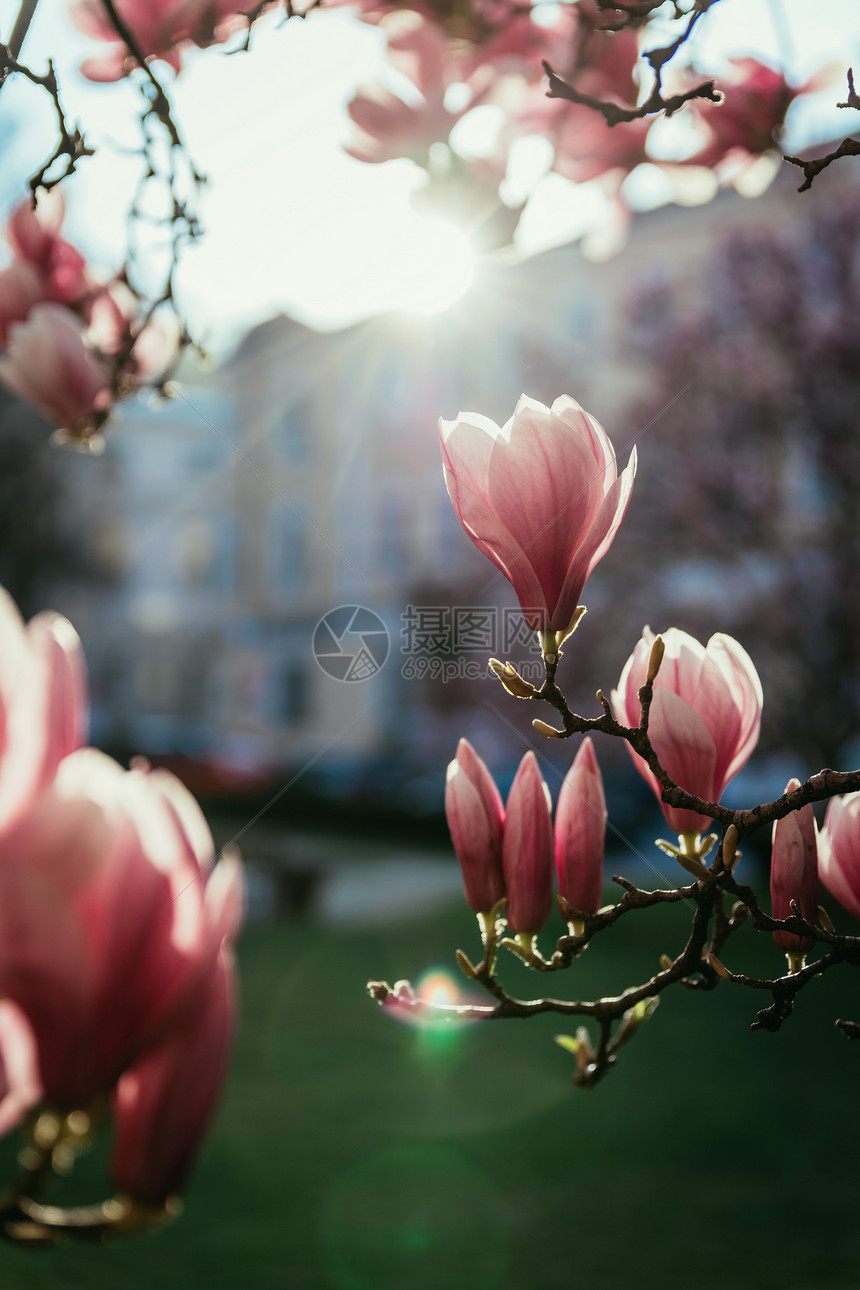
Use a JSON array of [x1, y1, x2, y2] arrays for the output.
[[110, 948, 236, 1203], [819, 793, 860, 922], [645, 687, 717, 833], [0, 1000, 43, 1138]]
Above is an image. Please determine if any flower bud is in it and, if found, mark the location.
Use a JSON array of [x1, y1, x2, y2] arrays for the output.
[[444, 739, 505, 914], [502, 752, 553, 934], [770, 778, 818, 959], [554, 738, 606, 919], [488, 658, 536, 699], [612, 626, 763, 834]]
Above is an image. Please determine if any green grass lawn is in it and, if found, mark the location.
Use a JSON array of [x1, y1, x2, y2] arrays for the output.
[[2, 892, 860, 1289]]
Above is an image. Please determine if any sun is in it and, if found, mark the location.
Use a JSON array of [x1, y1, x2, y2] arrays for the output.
[[380, 213, 477, 317]]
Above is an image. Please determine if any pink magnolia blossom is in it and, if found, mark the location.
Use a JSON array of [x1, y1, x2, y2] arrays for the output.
[[87, 284, 179, 382], [770, 778, 818, 958], [685, 59, 798, 172], [6, 192, 91, 308], [69, 0, 253, 80], [445, 737, 505, 913], [554, 737, 606, 918], [819, 792, 860, 924], [347, 11, 476, 164], [0, 261, 44, 346], [611, 626, 763, 835], [0, 589, 86, 835], [0, 304, 112, 439], [0, 748, 244, 1110], [0, 1000, 43, 1138], [110, 943, 237, 1204], [502, 751, 553, 934], [440, 394, 636, 634]]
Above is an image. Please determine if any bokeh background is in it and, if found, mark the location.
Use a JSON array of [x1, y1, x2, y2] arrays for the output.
[[1, 0, 860, 1285]]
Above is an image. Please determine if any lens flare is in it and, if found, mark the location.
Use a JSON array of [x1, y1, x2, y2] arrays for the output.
[[394, 217, 475, 316]]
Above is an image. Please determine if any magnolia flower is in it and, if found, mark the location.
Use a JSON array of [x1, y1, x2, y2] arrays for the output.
[[70, 0, 264, 79], [445, 738, 505, 914], [0, 1001, 43, 1138], [555, 737, 606, 920], [0, 750, 243, 1111], [111, 928, 239, 1204], [0, 584, 243, 1209], [819, 792, 860, 923], [0, 261, 44, 346], [611, 626, 763, 835], [770, 778, 818, 960], [0, 304, 112, 439], [440, 394, 636, 635], [5, 192, 90, 307], [347, 12, 476, 164], [0, 588, 85, 834], [503, 752, 553, 934]]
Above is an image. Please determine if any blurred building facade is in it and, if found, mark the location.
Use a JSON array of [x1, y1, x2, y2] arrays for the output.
[[46, 162, 859, 791]]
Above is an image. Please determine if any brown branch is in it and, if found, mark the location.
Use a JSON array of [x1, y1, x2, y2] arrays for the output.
[[785, 69, 860, 191], [785, 136, 860, 192], [837, 66, 860, 111], [531, 656, 860, 839], [99, 0, 182, 147], [0, 50, 93, 194], [542, 0, 724, 126], [6, 0, 39, 61], [543, 58, 720, 125]]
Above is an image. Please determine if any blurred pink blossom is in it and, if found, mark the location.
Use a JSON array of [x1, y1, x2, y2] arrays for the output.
[[0, 261, 44, 347], [0, 1001, 43, 1138], [819, 792, 860, 924], [685, 59, 798, 172], [0, 749, 244, 1112], [0, 589, 86, 835], [110, 940, 238, 1203], [6, 192, 91, 308], [347, 11, 473, 163], [611, 626, 763, 836], [440, 394, 636, 634], [0, 304, 112, 439], [69, 0, 256, 80]]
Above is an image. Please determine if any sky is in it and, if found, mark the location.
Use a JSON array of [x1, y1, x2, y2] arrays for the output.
[[0, 0, 859, 345]]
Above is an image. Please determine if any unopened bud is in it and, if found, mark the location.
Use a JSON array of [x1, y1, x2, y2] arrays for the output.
[[532, 718, 563, 738], [455, 949, 478, 980], [708, 953, 733, 981], [722, 824, 739, 872], [659, 954, 673, 971], [574, 1025, 593, 1069], [818, 904, 836, 935], [555, 1033, 580, 1057], [646, 634, 665, 683], [618, 995, 659, 1042], [488, 658, 536, 699]]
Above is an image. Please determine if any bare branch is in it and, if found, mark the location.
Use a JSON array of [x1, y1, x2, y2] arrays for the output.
[[785, 68, 860, 190]]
